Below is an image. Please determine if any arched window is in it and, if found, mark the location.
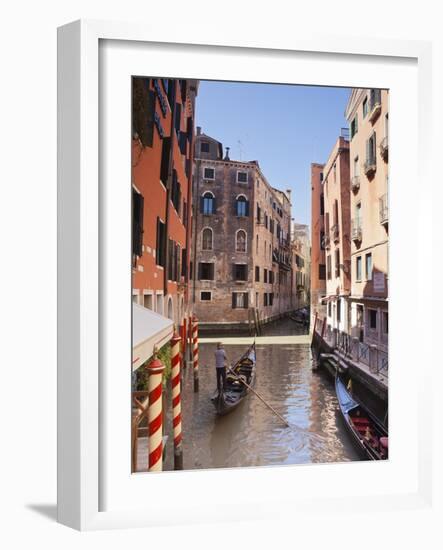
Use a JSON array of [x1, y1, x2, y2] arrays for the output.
[[235, 195, 249, 217], [202, 227, 213, 250], [236, 230, 247, 252], [201, 192, 215, 215], [167, 296, 173, 320]]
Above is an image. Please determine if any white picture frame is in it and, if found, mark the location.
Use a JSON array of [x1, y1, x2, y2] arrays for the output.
[[58, 19, 434, 532]]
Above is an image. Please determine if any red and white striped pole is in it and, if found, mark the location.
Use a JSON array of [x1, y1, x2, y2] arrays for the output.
[[170, 331, 183, 470], [146, 353, 165, 472], [192, 314, 199, 392], [179, 321, 186, 370]]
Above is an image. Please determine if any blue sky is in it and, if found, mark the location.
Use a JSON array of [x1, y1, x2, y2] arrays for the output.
[[195, 80, 351, 228]]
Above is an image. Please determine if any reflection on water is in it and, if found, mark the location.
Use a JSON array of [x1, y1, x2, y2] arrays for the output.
[[163, 332, 361, 471]]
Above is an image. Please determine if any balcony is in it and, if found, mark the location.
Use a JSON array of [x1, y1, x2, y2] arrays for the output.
[[322, 234, 331, 249], [364, 157, 377, 177], [351, 176, 360, 192], [379, 136, 388, 160], [379, 194, 388, 225], [368, 89, 382, 123], [351, 219, 362, 243], [331, 223, 340, 243]]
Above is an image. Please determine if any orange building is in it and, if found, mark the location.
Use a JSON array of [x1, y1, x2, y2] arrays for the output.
[[131, 78, 198, 356]]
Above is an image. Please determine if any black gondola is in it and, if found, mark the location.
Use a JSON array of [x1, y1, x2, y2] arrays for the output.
[[211, 342, 256, 416], [335, 376, 388, 460]]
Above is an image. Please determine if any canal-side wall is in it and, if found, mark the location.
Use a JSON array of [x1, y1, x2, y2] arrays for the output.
[[311, 325, 388, 403]]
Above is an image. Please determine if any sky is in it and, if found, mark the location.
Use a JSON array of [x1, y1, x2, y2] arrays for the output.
[[195, 80, 351, 228]]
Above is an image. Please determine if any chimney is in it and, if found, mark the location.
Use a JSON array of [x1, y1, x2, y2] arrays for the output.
[[224, 146, 230, 161], [196, 126, 201, 136], [286, 189, 292, 203]]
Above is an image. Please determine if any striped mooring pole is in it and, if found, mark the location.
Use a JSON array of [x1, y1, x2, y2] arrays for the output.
[[170, 331, 183, 470], [146, 353, 165, 472], [179, 321, 186, 370], [192, 314, 199, 392]]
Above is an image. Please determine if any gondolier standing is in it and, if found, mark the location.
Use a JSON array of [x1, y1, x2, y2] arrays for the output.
[[215, 342, 228, 393]]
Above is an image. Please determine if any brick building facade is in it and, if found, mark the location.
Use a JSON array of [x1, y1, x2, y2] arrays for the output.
[[131, 78, 198, 347], [191, 129, 293, 330]]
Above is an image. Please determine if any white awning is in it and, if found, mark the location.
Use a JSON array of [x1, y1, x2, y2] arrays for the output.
[[132, 304, 174, 371]]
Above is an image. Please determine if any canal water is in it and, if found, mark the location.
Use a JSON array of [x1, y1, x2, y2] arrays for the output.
[[163, 318, 361, 471]]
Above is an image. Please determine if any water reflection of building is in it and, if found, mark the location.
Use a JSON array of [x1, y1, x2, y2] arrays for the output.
[[345, 89, 389, 352]]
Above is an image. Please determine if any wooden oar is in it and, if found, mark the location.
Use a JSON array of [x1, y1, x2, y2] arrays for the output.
[[227, 367, 290, 428]]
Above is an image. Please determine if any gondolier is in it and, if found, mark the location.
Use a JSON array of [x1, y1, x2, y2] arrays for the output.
[[215, 342, 228, 393]]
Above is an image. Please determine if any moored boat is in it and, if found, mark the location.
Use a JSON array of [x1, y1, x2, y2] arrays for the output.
[[211, 342, 256, 416], [335, 376, 388, 460]]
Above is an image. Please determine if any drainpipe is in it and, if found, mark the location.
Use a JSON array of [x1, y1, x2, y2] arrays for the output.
[[163, 81, 177, 297]]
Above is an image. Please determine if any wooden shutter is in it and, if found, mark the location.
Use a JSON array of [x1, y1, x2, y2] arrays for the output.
[[179, 131, 187, 155], [198, 263, 202, 280], [209, 263, 214, 280], [232, 264, 237, 280], [175, 102, 181, 133], [160, 137, 170, 185], [232, 293, 236, 309], [132, 191, 144, 257], [245, 201, 250, 216], [181, 248, 187, 277], [212, 196, 216, 214], [244, 293, 248, 309]]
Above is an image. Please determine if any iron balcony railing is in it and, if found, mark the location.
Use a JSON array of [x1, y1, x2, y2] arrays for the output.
[[331, 223, 340, 242], [351, 175, 360, 192], [364, 157, 377, 176], [368, 89, 382, 122], [379, 194, 389, 225], [351, 219, 363, 242]]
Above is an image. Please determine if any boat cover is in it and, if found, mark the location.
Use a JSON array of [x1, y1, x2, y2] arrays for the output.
[[336, 378, 359, 414]]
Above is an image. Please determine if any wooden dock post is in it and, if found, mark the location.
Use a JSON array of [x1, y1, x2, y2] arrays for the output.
[[192, 315, 199, 392]]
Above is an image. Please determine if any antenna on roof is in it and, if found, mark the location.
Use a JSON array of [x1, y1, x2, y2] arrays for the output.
[[237, 140, 244, 161]]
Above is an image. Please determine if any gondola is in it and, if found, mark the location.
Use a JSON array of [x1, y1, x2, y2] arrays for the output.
[[211, 342, 256, 416], [335, 376, 388, 460]]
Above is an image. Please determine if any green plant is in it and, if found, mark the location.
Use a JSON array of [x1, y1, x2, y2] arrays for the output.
[[132, 341, 172, 392]]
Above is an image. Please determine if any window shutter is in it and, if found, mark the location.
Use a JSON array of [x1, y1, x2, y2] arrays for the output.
[[209, 263, 214, 280], [132, 191, 144, 257], [179, 131, 187, 155], [232, 293, 236, 309], [232, 264, 237, 280], [160, 137, 170, 185], [212, 196, 216, 213], [234, 199, 238, 216], [175, 103, 181, 133], [366, 138, 370, 163], [245, 201, 250, 216], [244, 293, 249, 309], [198, 262, 202, 280]]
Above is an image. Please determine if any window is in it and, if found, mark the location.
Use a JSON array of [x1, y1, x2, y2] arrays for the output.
[[256, 234, 259, 254], [337, 298, 341, 322], [356, 256, 362, 281], [256, 204, 261, 222], [264, 293, 268, 307], [237, 171, 248, 184], [198, 262, 214, 280], [201, 192, 215, 215], [350, 115, 358, 139], [255, 266, 260, 282], [171, 170, 181, 214], [269, 219, 274, 234], [319, 264, 326, 280], [236, 230, 247, 252], [132, 78, 156, 148], [320, 193, 324, 215], [335, 249, 340, 277], [366, 132, 377, 165], [327, 255, 332, 280], [362, 96, 368, 117], [327, 301, 331, 317], [232, 292, 248, 309], [200, 141, 210, 153], [264, 214, 268, 229], [235, 195, 249, 217], [385, 113, 389, 139], [143, 293, 153, 310], [160, 137, 171, 186], [264, 268, 268, 283], [368, 309, 377, 330], [155, 217, 166, 267], [269, 293, 274, 306], [200, 291, 212, 301], [132, 189, 144, 257], [202, 227, 213, 250], [320, 231, 325, 250], [203, 167, 215, 180], [269, 271, 274, 284], [233, 264, 247, 281], [365, 253, 372, 280], [156, 293, 164, 315]]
